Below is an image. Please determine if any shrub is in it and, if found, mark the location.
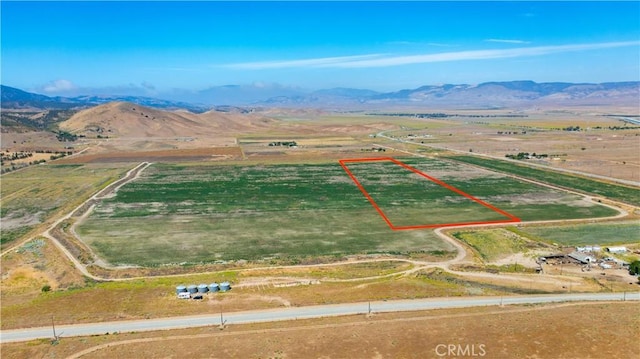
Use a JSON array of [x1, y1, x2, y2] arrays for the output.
[[629, 260, 640, 276]]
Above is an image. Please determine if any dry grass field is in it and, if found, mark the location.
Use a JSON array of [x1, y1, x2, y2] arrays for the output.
[[56, 146, 244, 164], [0, 163, 131, 249], [387, 109, 640, 182], [3, 302, 638, 359]]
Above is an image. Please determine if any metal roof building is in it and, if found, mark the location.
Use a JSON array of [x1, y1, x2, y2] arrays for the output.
[[568, 252, 595, 264]]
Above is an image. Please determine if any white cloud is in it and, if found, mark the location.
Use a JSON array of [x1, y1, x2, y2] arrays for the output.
[[35, 81, 160, 97], [41, 79, 77, 93], [485, 39, 530, 44], [223, 41, 639, 70]]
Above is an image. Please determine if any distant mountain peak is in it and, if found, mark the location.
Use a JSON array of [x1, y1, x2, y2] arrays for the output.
[[2, 81, 638, 110]]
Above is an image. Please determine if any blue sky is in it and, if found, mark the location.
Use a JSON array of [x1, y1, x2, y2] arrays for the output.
[[2, 1, 639, 98]]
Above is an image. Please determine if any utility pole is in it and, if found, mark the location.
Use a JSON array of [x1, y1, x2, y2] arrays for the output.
[[51, 315, 60, 344], [219, 312, 227, 330]]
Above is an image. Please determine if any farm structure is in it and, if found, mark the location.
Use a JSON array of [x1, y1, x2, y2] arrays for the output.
[[539, 251, 630, 271], [176, 282, 231, 299], [576, 246, 601, 253], [606, 246, 628, 253], [567, 252, 595, 264]]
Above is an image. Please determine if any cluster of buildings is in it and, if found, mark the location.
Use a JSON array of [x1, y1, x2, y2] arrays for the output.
[[539, 246, 630, 271]]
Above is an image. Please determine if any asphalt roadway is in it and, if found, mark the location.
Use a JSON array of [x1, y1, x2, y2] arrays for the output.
[[2, 292, 638, 343]]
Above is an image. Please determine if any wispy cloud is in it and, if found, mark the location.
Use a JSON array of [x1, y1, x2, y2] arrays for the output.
[[223, 41, 639, 70], [223, 54, 385, 70], [485, 39, 530, 44]]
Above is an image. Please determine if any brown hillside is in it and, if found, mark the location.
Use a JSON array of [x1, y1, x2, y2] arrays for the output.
[[59, 102, 278, 138]]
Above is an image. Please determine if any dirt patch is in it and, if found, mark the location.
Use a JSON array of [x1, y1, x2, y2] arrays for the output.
[[57, 147, 244, 164], [490, 136, 520, 141], [491, 252, 540, 267], [1, 238, 87, 306], [0, 210, 43, 230]]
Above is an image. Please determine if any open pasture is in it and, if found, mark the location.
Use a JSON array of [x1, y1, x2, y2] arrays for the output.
[[0, 163, 130, 248], [341, 157, 519, 229], [450, 228, 542, 262], [78, 161, 453, 266], [514, 221, 640, 246], [75, 157, 619, 267], [450, 155, 640, 206], [379, 110, 640, 183]]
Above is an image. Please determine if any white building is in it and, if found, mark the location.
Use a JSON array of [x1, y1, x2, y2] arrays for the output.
[[606, 246, 627, 253], [576, 245, 601, 253]]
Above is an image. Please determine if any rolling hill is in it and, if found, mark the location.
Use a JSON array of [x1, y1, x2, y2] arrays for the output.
[[58, 102, 278, 138]]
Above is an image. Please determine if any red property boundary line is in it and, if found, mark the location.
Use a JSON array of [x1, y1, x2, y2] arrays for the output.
[[339, 157, 521, 230]]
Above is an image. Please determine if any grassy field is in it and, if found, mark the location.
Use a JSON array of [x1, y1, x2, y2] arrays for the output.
[[0, 163, 130, 248], [78, 162, 454, 266], [512, 221, 640, 246], [448, 155, 640, 206], [75, 158, 618, 266], [241, 260, 415, 280], [398, 158, 618, 221], [343, 159, 517, 227], [451, 228, 539, 262]]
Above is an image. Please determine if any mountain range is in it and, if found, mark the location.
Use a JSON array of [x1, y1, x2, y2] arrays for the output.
[[2, 81, 638, 111]]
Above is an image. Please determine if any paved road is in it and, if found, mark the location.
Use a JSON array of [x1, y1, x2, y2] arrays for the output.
[[2, 292, 637, 343]]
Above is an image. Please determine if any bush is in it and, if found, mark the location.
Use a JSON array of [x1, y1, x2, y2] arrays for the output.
[[41, 284, 51, 292]]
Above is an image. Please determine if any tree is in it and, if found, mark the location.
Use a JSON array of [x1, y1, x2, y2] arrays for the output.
[[629, 260, 640, 276]]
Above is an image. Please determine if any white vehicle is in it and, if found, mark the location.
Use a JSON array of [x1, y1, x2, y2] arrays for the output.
[[177, 292, 191, 299]]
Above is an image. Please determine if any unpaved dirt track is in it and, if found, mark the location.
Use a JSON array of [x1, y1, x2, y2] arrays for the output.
[[1, 162, 151, 278]]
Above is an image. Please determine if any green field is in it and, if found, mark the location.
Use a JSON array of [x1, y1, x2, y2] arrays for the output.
[[449, 155, 640, 206], [343, 160, 515, 227], [512, 221, 640, 246], [76, 158, 619, 266], [78, 162, 453, 266], [0, 163, 129, 247]]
